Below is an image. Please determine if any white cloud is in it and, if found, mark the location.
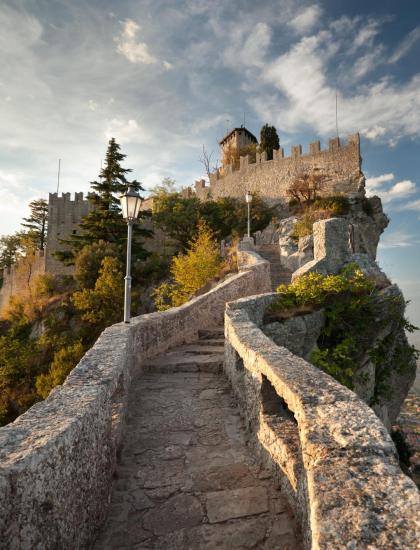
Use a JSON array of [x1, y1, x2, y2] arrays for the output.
[[361, 125, 387, 140], [401, 199, 420, 211], [105, 118, 147, 144], [289, 5, 322, 34], [366, 173, 417, 203], [379, 228, 420, 249], [389, 26, 420, 63], [352, 20, 381, 49], [116, 19, 157, 65], [251, 20, 420, 142], [352, 45, 384, 79], [380, 180, 417, 203], [366, 173, 394, 190]]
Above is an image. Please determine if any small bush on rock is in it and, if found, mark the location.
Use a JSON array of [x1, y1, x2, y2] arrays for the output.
[[269, 264, 418, 390]]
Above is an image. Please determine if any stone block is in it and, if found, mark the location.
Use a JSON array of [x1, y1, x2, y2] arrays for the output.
[[206, 486, 268, 523]]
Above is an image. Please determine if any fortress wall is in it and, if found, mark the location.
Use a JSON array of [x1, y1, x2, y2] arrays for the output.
[[45, 192, 90, 275], [224, 293, 420, 549], [195, 134, 362, 204], [0, 250, 271, 549], [0, 250, 46, 315]]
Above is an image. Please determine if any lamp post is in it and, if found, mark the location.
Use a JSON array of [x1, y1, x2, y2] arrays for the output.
[[120, 184, 142, 323], [245, 191, 253, 238]]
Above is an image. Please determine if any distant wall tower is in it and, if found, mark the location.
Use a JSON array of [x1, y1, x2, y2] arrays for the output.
[[45, 192, 91, 275], [219, 126, 258, 168]]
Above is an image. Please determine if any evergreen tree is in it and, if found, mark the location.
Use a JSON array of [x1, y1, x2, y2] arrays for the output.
[[259, 124, 280, 161], [22, 199, 48, 250], [56, 138, 150, 264], [0, 234, 21, 270]]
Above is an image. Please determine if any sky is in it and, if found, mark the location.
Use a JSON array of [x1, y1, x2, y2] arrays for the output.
[[1, 0, 419, 339]]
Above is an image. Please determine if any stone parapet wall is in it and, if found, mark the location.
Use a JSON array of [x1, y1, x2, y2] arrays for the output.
[[195, 134, 362, 205], [0, 251, 270, 549], [224, 293, 420, 549]]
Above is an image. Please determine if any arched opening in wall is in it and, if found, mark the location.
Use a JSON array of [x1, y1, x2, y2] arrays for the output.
[[261, 375, 296, 424]]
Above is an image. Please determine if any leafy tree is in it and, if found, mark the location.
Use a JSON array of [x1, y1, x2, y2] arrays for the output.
[[152, 193, 202, 248], [0, 234, 22, 270], [153, 193, 273, 248], [0, 320, 39, 425], [22, 199, 48, 250], [153, 221, 223, 310], [149, 177, 177, 196], [56, 138, 150, 264], [260, 124, 280, 160], [35, 341, 84, 399], [287, 173, 328, 204], [239, 143, 257, 163], [72, 256, 124, 327], [74, 240, 120, 289]]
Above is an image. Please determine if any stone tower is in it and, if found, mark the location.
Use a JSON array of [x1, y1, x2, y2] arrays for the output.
[[219, 126, 258, 167], [45, 192, 91, 275]]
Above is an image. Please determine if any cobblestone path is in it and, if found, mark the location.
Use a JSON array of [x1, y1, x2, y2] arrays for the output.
[[94, 328, 301, 549]]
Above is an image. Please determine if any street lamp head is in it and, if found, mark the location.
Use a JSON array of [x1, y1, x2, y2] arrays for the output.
[[245, 191, 253, 204], [120, 183, 142, 222]]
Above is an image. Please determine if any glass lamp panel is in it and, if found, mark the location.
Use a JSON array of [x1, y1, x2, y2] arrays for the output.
[[245, 192, 252, 203], [120, 195, 129, 219], [133, 196, 142, 219], [126, 195, 137, 219]]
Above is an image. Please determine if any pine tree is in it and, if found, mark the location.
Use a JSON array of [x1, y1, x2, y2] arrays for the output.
[[259, 124, 280, 161], [21, 199, 48, 250], [0, 234, 22, 270], [56, 138, 150, 264]]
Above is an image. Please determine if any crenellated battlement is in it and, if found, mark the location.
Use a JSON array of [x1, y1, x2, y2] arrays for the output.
[[195, 134, 362, 204]]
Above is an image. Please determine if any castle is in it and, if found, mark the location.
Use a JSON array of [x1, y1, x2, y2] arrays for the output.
[[0, 128, 363, 313], [194, 130, 363, 205]]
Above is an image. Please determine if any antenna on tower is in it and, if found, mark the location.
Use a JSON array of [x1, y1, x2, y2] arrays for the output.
[[335, 88, 339, 138], [226, 119, 231, 133], [243, 111, 246, 128], [56, 159, 61, 194]]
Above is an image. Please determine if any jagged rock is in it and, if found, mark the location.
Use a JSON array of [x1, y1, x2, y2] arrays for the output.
[[351, 253, 390, 287], [263, 309, 325, 360], [346, 195, 389, 259]]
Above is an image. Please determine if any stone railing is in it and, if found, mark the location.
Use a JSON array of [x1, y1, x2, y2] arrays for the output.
[[0, 251, 270, 549], [224, 292, 420, 550]]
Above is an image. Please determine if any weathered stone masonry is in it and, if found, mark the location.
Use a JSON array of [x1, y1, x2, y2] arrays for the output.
[[224, 292, 420, 549], [194, 134, 362, 205], [0, 251, 271, 550], [0, 248, 418, 549]]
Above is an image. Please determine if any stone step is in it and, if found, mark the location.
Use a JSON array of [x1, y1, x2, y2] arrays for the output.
[[198, 328, 224, 339], [143, 352, 224, 373], [175, 344, 225, 355], [194, 338, 225, 347]]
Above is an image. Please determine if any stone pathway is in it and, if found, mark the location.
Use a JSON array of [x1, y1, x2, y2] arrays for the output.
[[93, 328, 301, 549], [255, 244, 292, 290]]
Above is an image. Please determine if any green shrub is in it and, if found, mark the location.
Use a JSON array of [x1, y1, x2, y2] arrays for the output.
[[312, 195, 350, 215], [36, 341, 85, 399], [152, 221, 224, 310], [290, 213, 319, 240], [269, 265, 418, 390]]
